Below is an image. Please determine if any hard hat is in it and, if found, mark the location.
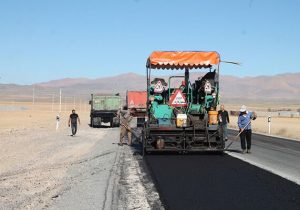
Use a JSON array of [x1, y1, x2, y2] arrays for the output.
[[240, 105, 247, 112]]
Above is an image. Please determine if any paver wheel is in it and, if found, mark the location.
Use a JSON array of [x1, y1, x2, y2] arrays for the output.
[[110, 119, 114, 128]]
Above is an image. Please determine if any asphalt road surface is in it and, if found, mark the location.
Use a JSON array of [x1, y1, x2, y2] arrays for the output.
[[2, 124, 299, 210], [145, 154, 300, 210], [226, 129, 300, 184], [144, 131, 300, 210]]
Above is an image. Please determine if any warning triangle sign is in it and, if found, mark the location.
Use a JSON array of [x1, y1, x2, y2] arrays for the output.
[[129, 100, 134, 107], [170, 89, 187, 107], [154, 81, 164, 93]]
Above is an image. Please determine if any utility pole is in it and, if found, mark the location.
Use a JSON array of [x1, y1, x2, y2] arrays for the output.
[[64, 97, 67, 112], [32, 87, 35, 105], [80, 98, 82, 112], [59, 89, 62, 113]]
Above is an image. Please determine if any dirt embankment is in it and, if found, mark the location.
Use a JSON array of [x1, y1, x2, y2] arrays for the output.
[[0, 110, 107, 209]]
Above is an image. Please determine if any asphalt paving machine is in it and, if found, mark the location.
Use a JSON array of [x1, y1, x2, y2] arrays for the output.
[[142, 51, 224, 154]]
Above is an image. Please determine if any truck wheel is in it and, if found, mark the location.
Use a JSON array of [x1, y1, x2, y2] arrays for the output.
[[91, 118, 94, 128], [110, 119, 114, 128]]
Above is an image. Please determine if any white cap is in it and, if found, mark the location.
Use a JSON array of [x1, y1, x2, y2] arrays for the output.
[[240, 105, 247, 112]]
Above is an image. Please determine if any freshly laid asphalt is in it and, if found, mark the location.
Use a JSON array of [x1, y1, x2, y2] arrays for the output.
[[145, 154, 300, 210], [226, 129, 300, 184]]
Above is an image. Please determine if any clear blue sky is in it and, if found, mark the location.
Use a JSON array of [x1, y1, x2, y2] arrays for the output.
[[0, 0, 299, 84]]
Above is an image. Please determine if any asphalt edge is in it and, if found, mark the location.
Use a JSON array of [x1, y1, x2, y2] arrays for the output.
[[130, 143, 166, 210], [226, 151, 300, 185], [142, 155, 170, 210]]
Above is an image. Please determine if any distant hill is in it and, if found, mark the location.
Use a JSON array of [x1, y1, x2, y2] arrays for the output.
[[37, 77, 91, 88], [0, 72, 300, 103], [219, 73, 300, 102]]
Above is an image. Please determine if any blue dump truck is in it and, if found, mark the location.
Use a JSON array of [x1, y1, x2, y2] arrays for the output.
[[89, 94, 121, 127]]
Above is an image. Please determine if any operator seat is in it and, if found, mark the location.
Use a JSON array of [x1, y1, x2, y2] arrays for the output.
[[149, 78, 172, 125], [151, 78, 167, 94], [150, 78, 168, 103], [200, 71, 216, 89]]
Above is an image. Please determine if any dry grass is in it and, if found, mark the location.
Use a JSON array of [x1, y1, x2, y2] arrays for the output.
[[229, 115, 300, 140], [219, 103, 300, 140], [223, 103, 300, 112], [0, 101, 90, 132], [1, 101, 299, 140]]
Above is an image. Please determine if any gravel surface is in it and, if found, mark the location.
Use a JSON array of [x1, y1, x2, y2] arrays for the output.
[[145, 154, 300, 210], [2, 116, 299, 210], [0, 124, 163, 210]]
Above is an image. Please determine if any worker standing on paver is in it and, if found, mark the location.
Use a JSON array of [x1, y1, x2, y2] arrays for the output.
[[118, 106, 135, 146], [238, 105, 256, 154], [218, 104, 230, 141], [68, 109, 80, 136]]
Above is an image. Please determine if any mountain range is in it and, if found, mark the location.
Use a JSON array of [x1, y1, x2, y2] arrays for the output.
[[0, 72, 299, 103]]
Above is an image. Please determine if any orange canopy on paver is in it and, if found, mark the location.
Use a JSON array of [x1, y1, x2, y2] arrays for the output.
[[146, 51, 220, 69]]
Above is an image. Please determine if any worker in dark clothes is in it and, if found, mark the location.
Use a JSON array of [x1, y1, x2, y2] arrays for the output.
[[238, 105, 257, 154], [118, 106, 135, 146], [218, 104, 230, 141], [68, 109, 80, 136]]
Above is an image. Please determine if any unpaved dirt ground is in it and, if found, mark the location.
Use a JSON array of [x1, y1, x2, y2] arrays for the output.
[[222, 103, 300, 140], [0, 102, 80, 132], [229, 115, 300, 140], [0, 107, 163, 210], [1, 101, 299, 209]]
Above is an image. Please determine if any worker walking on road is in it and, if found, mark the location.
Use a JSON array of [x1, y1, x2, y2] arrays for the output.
[[218, 104, 230, 141], [68, 109, 80, 136], [238, 105, 256, 154], [118, 106, 135, 146]]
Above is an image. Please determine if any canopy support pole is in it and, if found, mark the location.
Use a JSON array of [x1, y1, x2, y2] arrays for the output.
[[184, 68, 189, 96]]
